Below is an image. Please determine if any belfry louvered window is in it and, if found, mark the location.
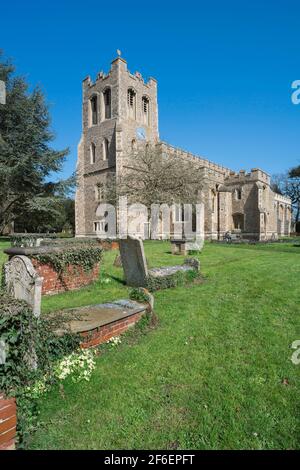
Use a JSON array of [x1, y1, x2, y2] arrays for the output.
[[90, 143, 96, 164], [142, 96, 150, 125], [90, 95, 98, 125], [103, 88, 111, 119], [127, 88, 136, 119]]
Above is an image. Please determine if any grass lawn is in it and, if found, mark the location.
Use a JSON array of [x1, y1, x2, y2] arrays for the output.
[[1, 240, 300, 449]]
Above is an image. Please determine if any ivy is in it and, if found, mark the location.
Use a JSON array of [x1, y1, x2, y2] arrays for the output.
[[31, 245, 103, 277], [146, 269, 200, 292], [129, 287, 152, 304], [10, 233, 57, 248], [0, 293, 81, 446], [41, 237, 100, 247]]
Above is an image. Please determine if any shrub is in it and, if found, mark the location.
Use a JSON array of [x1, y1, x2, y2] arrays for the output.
[[0, 292, 82, 446], [146, 269, 199, 292], [129, 287, 152, 304]]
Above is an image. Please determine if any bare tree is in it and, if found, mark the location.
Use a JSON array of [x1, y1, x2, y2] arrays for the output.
[[272, 170, 300, 223], [111, 144, 204, 207]]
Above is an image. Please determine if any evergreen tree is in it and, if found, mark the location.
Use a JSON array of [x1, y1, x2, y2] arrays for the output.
[[0, 51, 73, 234]]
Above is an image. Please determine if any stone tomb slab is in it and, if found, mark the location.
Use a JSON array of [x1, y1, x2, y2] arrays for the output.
[[149, 265, 192, 277], [53, 300, 148, 347]]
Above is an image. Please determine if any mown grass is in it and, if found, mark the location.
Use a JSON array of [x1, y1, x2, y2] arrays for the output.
[[0, 240, 300, 449]]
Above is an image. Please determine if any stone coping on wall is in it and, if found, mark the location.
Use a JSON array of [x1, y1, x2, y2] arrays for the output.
[[4, 243, 101, 257]]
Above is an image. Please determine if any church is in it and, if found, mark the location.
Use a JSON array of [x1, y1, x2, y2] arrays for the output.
[[75, 54, 292, 240]]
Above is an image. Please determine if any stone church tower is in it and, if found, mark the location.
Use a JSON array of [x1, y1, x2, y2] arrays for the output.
[[76, 54, 292, 240], [75, 54, 159, 236]]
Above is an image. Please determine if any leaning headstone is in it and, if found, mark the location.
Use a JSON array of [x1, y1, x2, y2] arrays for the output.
[[119, 237, 148, 287], [4, 255, 43, 317], [119, 237, 200, 288]]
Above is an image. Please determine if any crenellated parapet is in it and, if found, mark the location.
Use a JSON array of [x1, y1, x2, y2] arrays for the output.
[[82, 57, 157, 92], [224, 168, 271, 185], [158, 141, 232, 178], [274, 193, 292, 206]]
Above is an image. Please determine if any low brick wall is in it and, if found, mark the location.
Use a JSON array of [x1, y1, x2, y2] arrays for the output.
[[32, 260, 100, 296], [80, 311, 144, 349], [100, 240, 119, 251], [0, 393, 17, 451]]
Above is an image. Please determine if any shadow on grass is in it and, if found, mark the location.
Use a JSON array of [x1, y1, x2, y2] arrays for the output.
[[108, 274, 126, 285]]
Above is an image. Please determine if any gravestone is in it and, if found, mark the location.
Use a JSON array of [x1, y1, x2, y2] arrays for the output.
[[0, 80, 6, 105], [171, 240, 187, 255], [119, 237, 148, 287], [119, 237, 200, 287], [0, 339, 7, 365], [4, 255, 43, 317]]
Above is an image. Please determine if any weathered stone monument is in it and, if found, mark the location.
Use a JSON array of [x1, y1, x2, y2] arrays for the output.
[[119, 237, 149, 286], [53, 298, 151, 348], [119, 237, 200, 287], [171, 240, 188, 256], [4, 255, 43, 317]]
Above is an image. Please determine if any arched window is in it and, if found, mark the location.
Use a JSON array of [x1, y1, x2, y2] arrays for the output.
[[233, 213, 244, 230], [90, 143, 96, 164], [90, 95, 98, 125], [142, 96, 150, 125], [103, 138, 109, 161], [127, 88, 136, 119], [211, 190, 216, 212], [95, 183, 104, 202], [94, 220, 108, 233], [131, 139, 137, 151], [280, 204, 284, 219], [235, 188, 242, 200], [103, 88, 111, 119]]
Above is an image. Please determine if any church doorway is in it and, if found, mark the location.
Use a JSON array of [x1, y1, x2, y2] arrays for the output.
[[232, 213, 244, 231]]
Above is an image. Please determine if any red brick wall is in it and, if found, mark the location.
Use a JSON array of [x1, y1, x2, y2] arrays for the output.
[[80, 311, 143, 349], [100, 241, 119, 251], [0, 393, 16, 451], [31, 260, 100, 296]]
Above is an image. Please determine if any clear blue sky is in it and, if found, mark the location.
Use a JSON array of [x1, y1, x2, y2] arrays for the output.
[[1, 0, 299, 179]]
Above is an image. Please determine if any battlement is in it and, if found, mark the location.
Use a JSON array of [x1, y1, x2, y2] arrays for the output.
[[224, 168, 270, 185], [83, 56, 157, 91], [158, 141, 232, 176], [274, 193, 292, 205]]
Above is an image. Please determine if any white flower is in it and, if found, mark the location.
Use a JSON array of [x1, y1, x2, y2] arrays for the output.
[[107, 336, 122, 346]]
